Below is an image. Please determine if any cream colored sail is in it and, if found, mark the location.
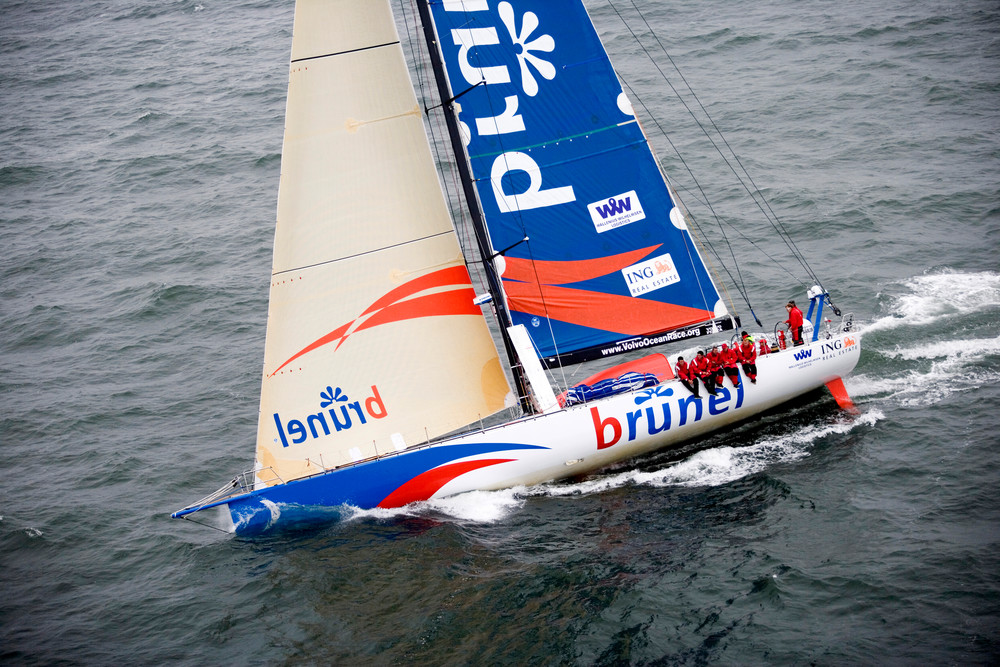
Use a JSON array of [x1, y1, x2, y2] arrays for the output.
[[253, 0, 512, 486]]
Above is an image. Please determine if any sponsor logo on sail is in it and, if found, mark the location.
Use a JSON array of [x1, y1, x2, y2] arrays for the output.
[[588, 190, 646, 232], [272, 384, 388, 447], [621, 252, 681, 297], [443, 2, 576, 214]]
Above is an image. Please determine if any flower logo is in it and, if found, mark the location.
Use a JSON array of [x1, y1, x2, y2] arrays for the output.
[[498, 2, 555, 97], [319, 386, 349, 408], [634, 385, 673, 405]]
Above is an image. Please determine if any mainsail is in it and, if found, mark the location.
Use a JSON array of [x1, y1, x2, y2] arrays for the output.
[[424, 0, 729, 367], [253, 0, 512, 486]]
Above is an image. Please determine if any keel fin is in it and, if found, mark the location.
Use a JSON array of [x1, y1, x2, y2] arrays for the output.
[[825, 377, 858, 413]]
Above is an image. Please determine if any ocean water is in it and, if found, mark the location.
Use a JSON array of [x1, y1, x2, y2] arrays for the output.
[[2, 0, 999, 664]]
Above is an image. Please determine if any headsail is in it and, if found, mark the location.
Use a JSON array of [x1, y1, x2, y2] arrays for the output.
[[254, 0, 512, 486], [424, 0, 730, 367]]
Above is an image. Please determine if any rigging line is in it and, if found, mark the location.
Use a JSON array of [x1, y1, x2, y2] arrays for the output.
[[650, 156, 713, 314], [433, 8, 569, 391], [610, 2, 814, 286], [667, 176, 805, 287], [607, 3, 752, 306], [413, 0, 533, 410], [683, 210, 742, 322], [618, 76, 754, 314], [621, 0, 823, 287], [180, 514, 231, 534]]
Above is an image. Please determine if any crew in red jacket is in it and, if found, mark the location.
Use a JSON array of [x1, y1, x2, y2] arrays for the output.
[[690, 350, 717, 395], [785, 300, 805, 346], [707, 345, 725, 388], [740, 334, 758, 384], [674, 356, 700, 398], [719, 343, 741, 388], [759, 337, 771, 356]]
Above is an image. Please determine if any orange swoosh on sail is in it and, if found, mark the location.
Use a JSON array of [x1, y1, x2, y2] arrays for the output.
[[499, 245, 712, 334], [269, 266, 479, 377], [501, 245, 661, 285], [504, 281, 714, 335]]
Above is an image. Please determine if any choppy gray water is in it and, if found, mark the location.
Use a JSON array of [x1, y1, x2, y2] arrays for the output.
[[2, 0, 998, 663]]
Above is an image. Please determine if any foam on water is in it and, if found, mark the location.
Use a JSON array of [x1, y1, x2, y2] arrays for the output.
[[862, 270, 1000, 333], [244, 268, 996, 528], [538, 409, 883, 496], [345, 488, 530, 525], [849, 335, 1000, 407], [4, 0, 999, 661]]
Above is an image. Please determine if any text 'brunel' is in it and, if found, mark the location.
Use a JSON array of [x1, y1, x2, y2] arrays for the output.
[[272, 385, 388, 447], [444, 1, 575, 213]]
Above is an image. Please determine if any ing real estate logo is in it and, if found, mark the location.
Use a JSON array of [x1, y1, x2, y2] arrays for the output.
[[621, 252, 681, 297]]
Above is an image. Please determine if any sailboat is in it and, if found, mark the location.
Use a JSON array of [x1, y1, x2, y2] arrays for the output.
[[172, 0, 861, 534]]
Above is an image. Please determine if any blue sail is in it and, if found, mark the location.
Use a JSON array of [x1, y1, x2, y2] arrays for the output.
[[427, 0, 728, 365]]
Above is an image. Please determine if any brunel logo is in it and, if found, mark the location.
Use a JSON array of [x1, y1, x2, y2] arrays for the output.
[[590, 381, 745, 449], [272, 385, 388, 448]]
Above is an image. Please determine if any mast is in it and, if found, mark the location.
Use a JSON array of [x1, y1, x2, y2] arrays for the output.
[[413, 0, 532, 413]]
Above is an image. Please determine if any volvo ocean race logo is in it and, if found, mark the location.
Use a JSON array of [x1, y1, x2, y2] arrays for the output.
[[588, 190, 646, 232], [272, 384, 388, 447], [621, 253, 681, 297]]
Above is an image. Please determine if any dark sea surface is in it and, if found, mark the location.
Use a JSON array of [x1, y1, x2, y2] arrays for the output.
[[2, 0, 999, 664]]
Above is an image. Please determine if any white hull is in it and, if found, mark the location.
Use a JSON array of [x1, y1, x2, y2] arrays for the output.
[[424, 333, 860, 495]]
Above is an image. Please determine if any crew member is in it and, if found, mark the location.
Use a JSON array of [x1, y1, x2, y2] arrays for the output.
[[707, 345, 725, 388], [785, 300, 804, 346], [740, 334, 758, 384], [719, 343, 741, 388], [674, 356, 700, 398], [690, 350, 717, 396]]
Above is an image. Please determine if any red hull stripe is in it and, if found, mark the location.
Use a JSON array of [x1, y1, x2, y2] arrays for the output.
[[377, 458, 515, 508]]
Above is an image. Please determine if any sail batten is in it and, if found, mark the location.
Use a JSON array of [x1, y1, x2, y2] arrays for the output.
[[271, 229, 459, 277], [466, 120, 640, 161], [290, 41, 402, 64]]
